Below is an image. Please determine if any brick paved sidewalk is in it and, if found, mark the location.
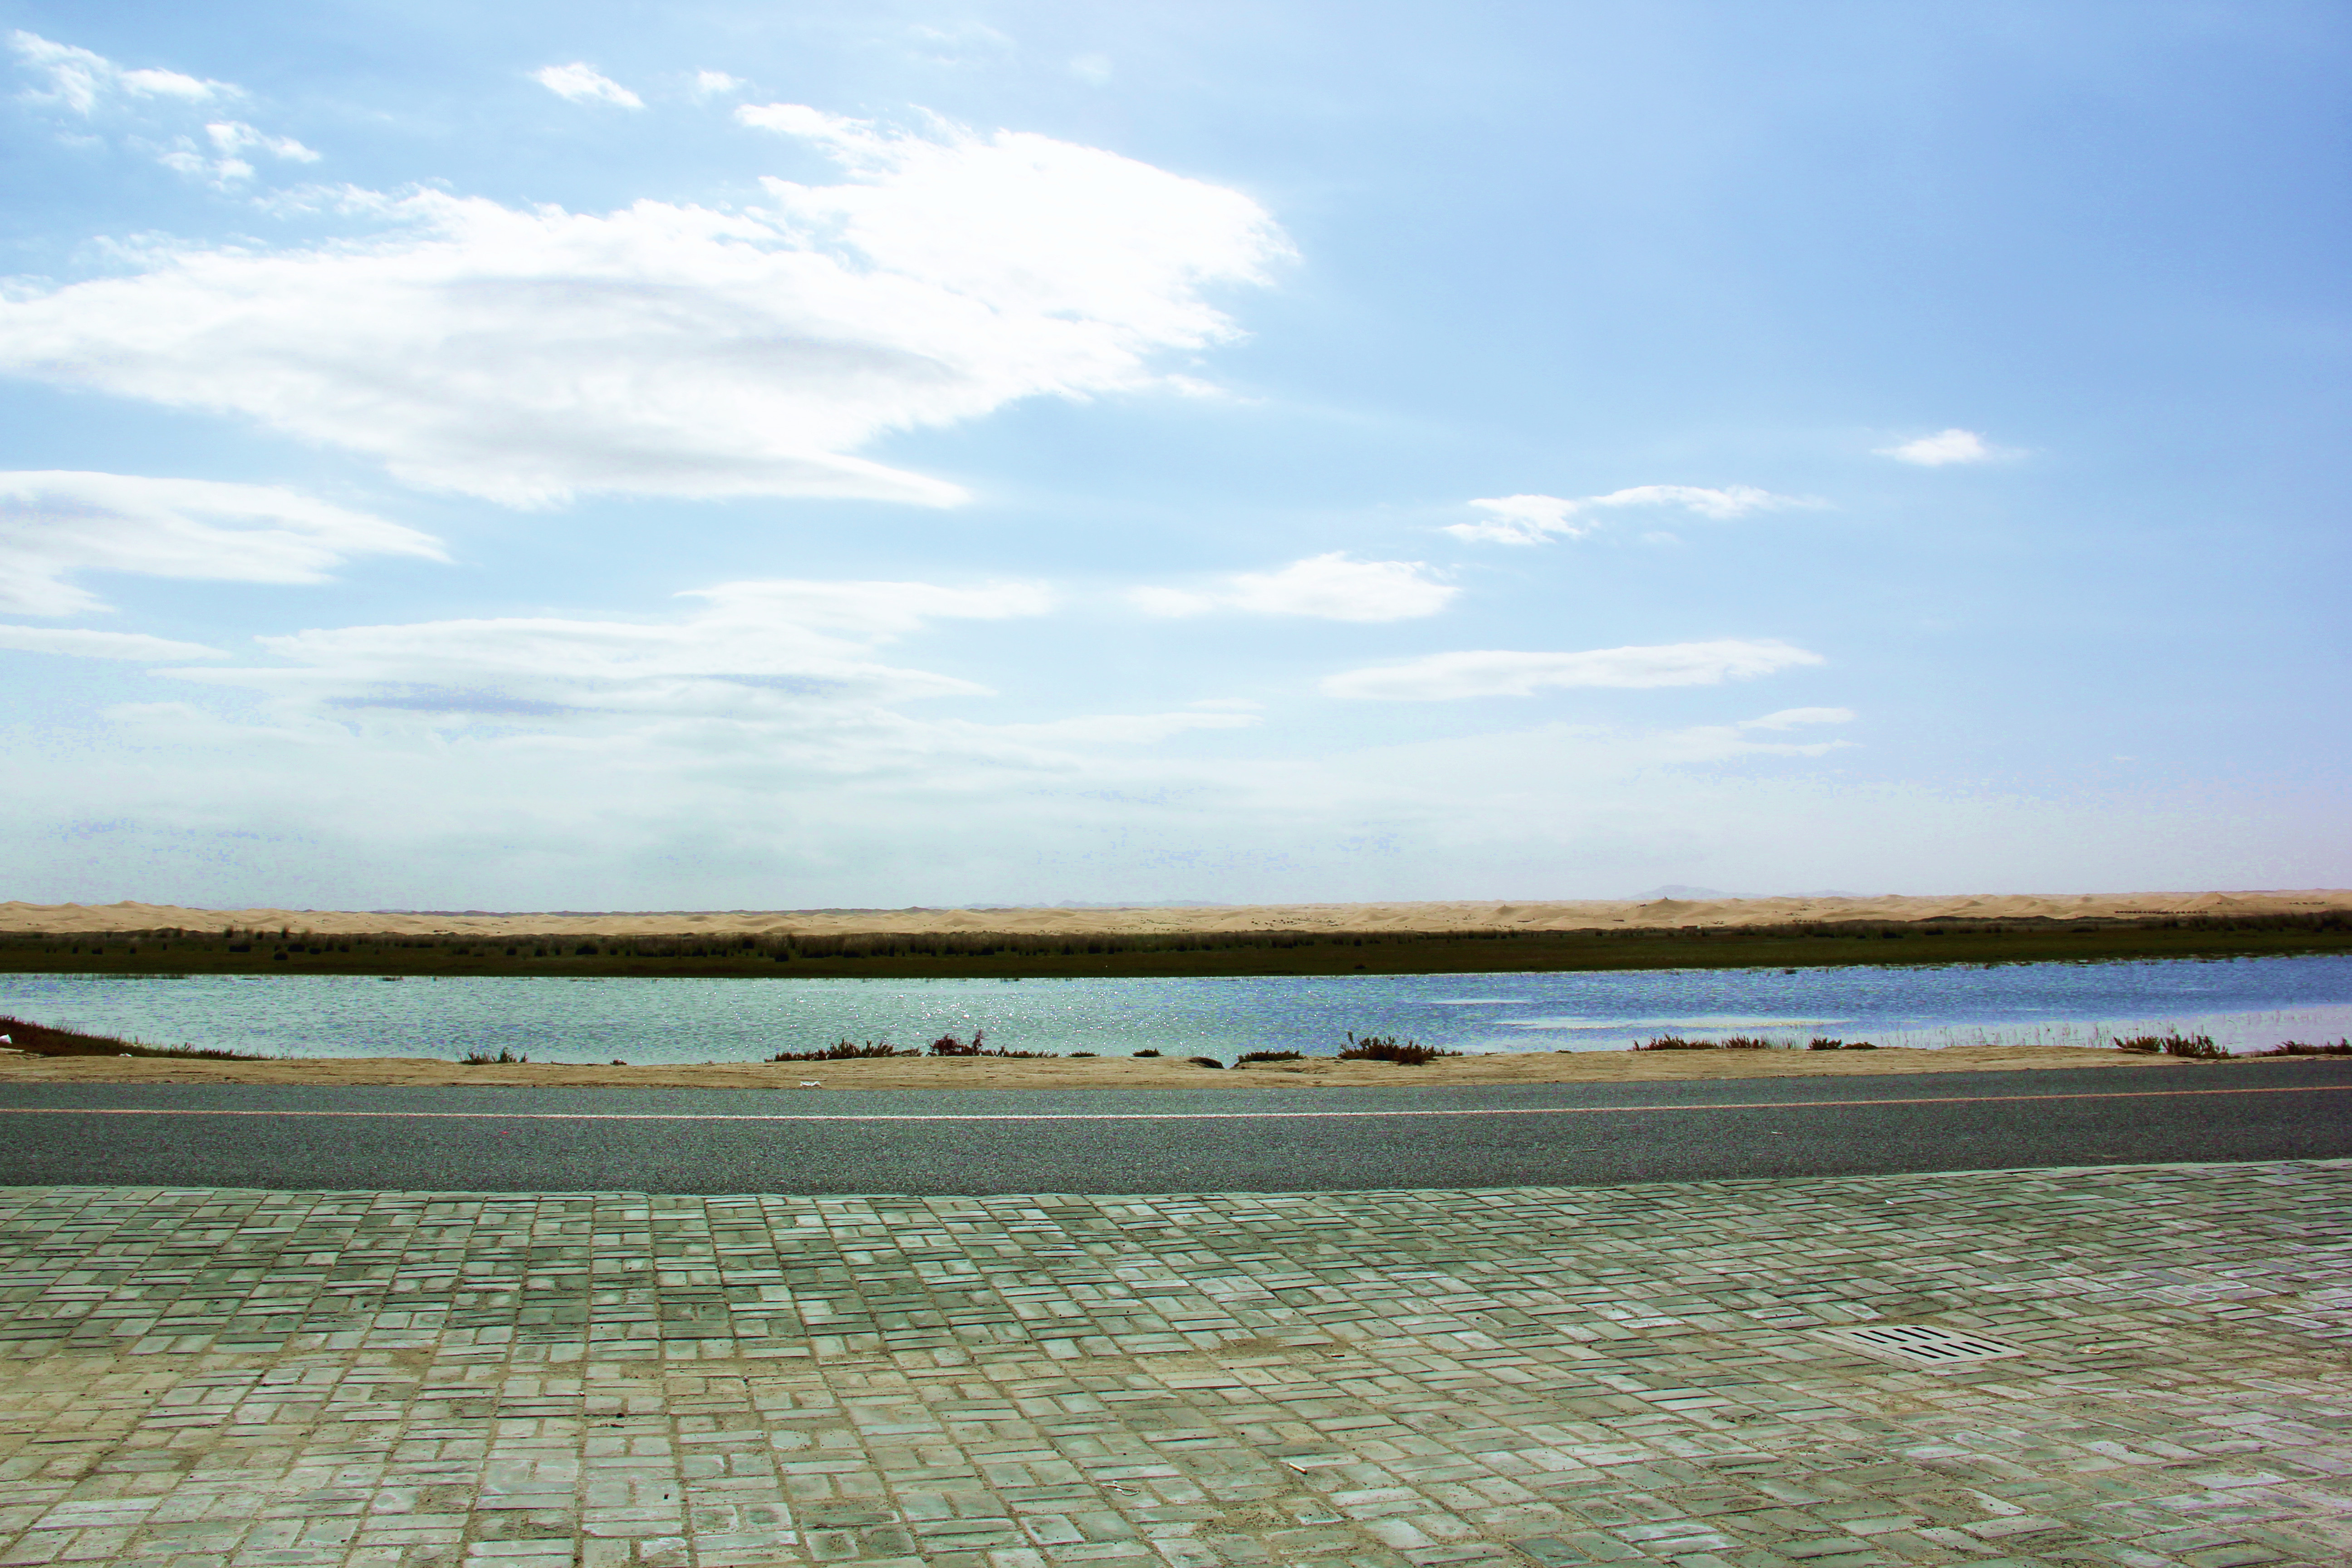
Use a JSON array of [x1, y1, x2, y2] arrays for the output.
[[0, 1161, 2342, 1568]]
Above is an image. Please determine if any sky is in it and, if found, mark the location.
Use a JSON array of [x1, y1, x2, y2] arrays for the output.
[[0, 0, 2346, 911]]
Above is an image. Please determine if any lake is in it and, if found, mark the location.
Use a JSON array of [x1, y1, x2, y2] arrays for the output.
[[5, 954, 2350, 1063]]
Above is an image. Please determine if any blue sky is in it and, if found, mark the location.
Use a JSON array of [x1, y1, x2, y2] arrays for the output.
[[1, 0, 2345, 910]]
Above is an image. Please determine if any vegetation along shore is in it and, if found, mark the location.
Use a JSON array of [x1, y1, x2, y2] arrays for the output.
[[1, 910, 2347, 980]]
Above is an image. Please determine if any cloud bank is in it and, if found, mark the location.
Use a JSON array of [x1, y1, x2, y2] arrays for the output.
[[1323, 639, 1823, 700], [0, 108, 1289, 508], [0, 471, 443, 617]]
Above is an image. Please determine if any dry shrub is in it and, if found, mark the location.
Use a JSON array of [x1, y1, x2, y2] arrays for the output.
[[928, 1029, 1056, 1059], [1338, 1032, 1458, 1065], [0, 1014, 256, 1060]]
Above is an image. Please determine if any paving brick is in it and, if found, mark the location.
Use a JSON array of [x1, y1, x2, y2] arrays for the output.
[[0, 1162, 2337, 1566]]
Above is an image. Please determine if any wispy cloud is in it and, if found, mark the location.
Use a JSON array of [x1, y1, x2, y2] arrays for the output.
[[9, 30, 236, 115], [963, 710, 1259, 745], [7, 32, 315, 186], [167, 578, 1056, 719], [1132, 554, 1455, 622], [691, 70, 745, 98], [1322, 639, 1822, 700], [1448, 485, 1810, 545], [1739, 706, 1854, 730], [532, 63, 643, 109], [0, 108, 1289, 507], [1877, 428, 1996, 466], [156, 119, 319, 184], [0, 472, 443, 617], [0, 624, 223, 661]]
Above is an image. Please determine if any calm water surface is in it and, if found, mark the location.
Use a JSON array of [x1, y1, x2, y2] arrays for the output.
[[5, 955, 2350, 1062]]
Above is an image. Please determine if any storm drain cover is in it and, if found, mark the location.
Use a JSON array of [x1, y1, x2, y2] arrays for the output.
[[1816, 1323, 2028, 1367]]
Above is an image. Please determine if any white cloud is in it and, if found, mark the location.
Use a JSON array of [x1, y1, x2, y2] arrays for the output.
[[1448, 485, 1809, 544], [692, 70, 745, 97], [1878, 428, 1994, 466], [0, 624, 223, 660], [1069, 54, 1113, 83], [532, 63, 643, 109], [1322, 639, 1822, 701], [1133, 554, 1456, 623], [0, 471, 445, 617], [0, 109, 1288, 507], [165, 577, 1056, 718], [1739, 706, 1854, 730], [10, 31, 236, 114]]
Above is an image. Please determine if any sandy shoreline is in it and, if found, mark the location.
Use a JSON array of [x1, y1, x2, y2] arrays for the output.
[[0, 1044, 2289, 1088], [5, 889, 2348, 940]]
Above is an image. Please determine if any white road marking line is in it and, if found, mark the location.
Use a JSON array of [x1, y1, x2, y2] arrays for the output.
[[0, 1083, 2340, 1123]]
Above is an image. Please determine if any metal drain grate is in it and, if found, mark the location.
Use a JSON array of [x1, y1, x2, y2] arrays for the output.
[[1815, 1323, 2028, 1368]]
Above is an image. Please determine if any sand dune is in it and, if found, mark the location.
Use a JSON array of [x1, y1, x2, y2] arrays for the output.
[[2, 889, 2346, 939]]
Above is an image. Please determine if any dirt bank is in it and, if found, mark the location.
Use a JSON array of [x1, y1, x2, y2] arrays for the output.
[[0, 1043, 2270, 1088]]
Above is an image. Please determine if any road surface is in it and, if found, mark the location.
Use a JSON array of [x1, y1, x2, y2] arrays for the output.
[[0, 1063, 2344, 1193]]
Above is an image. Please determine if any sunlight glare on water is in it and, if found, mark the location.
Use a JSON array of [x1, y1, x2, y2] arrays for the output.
[[3, 956, 2349, 1063]]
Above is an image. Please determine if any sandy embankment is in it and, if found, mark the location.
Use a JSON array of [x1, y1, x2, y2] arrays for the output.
[[0, 1044, 2283, 1088], [3, 889, 2348, 940]]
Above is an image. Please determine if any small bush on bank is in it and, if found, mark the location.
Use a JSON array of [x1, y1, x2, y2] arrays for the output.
[[461, 1048, 526, 1064], [1132, 1049, 1161, 1058], [927, 1030, 1056, 1059], [769, 1040, 917, 1062], [1716, 1036, 1776, 1050], [1236, 1050, 1303, 1064], [1635, 1036, 1713, 1050], [2116, 1033, 2228, 1059], [1338, 1032, 1458, 1065], [2250, 1039, 2352, 1056], [1190, 1056, 1225, 1068]]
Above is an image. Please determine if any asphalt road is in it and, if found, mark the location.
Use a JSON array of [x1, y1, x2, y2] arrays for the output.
[[0, 1063, 2345, 1194]]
